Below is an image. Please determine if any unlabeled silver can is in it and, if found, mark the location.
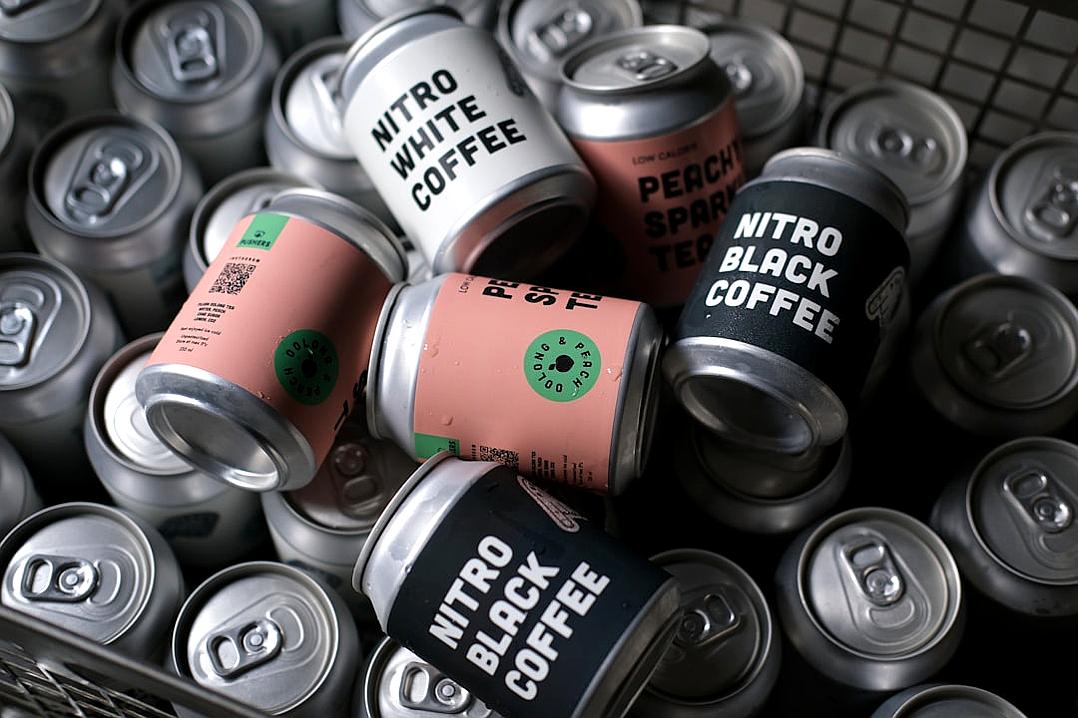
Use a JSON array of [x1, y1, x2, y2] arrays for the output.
[[910, 274, 1078, 438], [170, 561, 361, 718], [338, 0, 496, 39], [775, 507, 964, 692], [630, 549, 780, 718], [0, 502, 185, 660], [338, 7, 595, 279], [932, 437, 1078, 620], [248, 0, 337, 57], [0, 254, 123, 496], [183, 167, 307, 292], [0, 82, 33, 253], [265, 37, 393, 225], [496, 0, 642, 111], [818, 80, 967, 286], [0, 434, 40, 540], [27, 112, 203, 337], [86, 334, 265, 568], [871, 684, 1028, 718], [112, 0, 281, 184]]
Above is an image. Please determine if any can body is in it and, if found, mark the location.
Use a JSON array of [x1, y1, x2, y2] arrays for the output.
[[249, 0, 337, 57], [0, 435, 41, 540], [338, 8, 595, 279], [354, 453, 682, 718], [337, 0, 496, 40], [871, 684, 1028, 718], [138, 189, 406, 492], [0, 83, 34, 252]]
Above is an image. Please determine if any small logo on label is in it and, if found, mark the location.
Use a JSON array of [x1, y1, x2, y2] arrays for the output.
[[237, 213, 288, 250], [518, 477, 583, 533], [865, 267, 905, 330], [524, 329, 601, 402], [415, 433, 461, 460], [274, 330, 339, 405]]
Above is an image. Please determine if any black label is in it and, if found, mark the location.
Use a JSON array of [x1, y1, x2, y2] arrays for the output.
[[386, 466, 670, 718], [675, 181, 909, 403]]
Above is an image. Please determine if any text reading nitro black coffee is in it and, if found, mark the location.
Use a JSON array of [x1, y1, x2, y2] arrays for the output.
[[429, 534, 610, 702], [370, 70, 529, 211]]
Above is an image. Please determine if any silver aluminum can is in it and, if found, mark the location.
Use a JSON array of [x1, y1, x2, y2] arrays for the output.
[[0, 82, 33, 252], [630, 549, 780, 718], [638, 1, 684, 24], [27, 112, 203, 337], [265, 37, 393, 226], [959, 132, 1078, 298], [0, 502, 185, 659], [338, 0, 496, 40], [112, 0, 281, 185], [675, 419, 851, 535], [338, 8, 595, 279], [367, 273, 662, 495], [871, 684, 1028, 718], [261, 418, 416, 614], [183, 167, 307, 292], [170, 561, 360, 717], [496, 0, 642, 111], [910, 274, 1078, 438], [0, 0, 121, 129], [775, 507, 964, 692], [357, 636, 505, 717], [0, 254, 123, 495], [248, 0, 337, 57], [818, 80, 967, 286], [703, 19, 805, 178], [0, 434, 40, 540], [931, 437, 1078, 619], [354, 452, 682, 718], [86, 334, 265, 568]]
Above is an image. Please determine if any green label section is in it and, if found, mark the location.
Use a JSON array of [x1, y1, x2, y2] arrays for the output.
[[524, 329, 601, 402], [274, 330, 339, 405], [237, 213, 289, 250], [415, 433, 461, 459]]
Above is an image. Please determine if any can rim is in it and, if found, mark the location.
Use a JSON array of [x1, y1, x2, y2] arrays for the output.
[[887, 684, 1026, 717], [609, 303, 663, 494], [0, 83, 13, 156], [0, 0, 101, 46], [364, 281, 407, 441]]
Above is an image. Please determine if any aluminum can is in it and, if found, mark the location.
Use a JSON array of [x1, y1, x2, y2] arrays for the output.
[[703, 19, 805, 178], [265, 37, 393, 225], [248, 0, 337, 57], [338, 0, 496, 40], [0, 0, 121, 129], [183, 167, 307, 292], [0, 502, 184, 659], [138, 188, 407, 492], [261, 417, 416, 614], [86, 334, 265, 568], [932, 437, 1078, 619], [354, 452, 682, 718], [357, 636, 505, 717], [368, 272, 662, 494], [775, 507, 964, 692], [496, 0, 642, 111], [630, 549, 780, 718], [818, 80, 967, 286], [911, 274, 1078, 438], [170, 561, 360, 717], [675, 418, 851, 535], [0, 434, 41, 540], [112, 0, 281, 185], [871, 684, 1028, 718], [27, 112, 203, 337], [0, 82, 33, 253], [338, 8, 595, 279], [665, 148, 909, 454], [638, 1, 682, 24], [959, 132, 1078, 298], [0, 254, 123, 495]]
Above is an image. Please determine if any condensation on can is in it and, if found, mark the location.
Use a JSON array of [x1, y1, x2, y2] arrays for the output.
[[337, 0, 496, 40], [0, 434, 41, 540], [870, 684, 1028, 718]]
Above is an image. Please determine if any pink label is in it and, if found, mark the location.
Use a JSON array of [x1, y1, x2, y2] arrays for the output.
[[148, 213, 392, 465], [412, 273, 643, 493], [572, 102, 745, 307]]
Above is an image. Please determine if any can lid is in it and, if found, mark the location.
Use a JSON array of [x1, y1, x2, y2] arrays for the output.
[[818, 80, 967, 206], [0, 0, 98, 43], [990, 132, 1078, 261], [182, 563, 338, 713], [0, 254, 90, 391], [198, 170, 304, 267], [704, 19, 802, 140], [360, 0, 481, 20], [562, 25, 711, 93], [932, 275, 1078, 411], [879, 684, 1027, 717], [968, 437, 1078, 586], [646, 549, 772, 701], [280, 40, 353, 159], [802, 508, 961, 658], [0, 503, 153, 645]]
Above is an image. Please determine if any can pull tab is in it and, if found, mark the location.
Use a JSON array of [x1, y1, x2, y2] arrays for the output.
[[528, 6, 594, 59], [164, 10, 220, 83], [674, 592, 741, 648], [843, 541, 904, 606], [312, 66, 345, 137], [207, 619, 282, 679], [723, 57, 754, 95], [65, 140, 147, 221], [400, 662, 474, 714], [963, 321, 1033, 381], [870, 126, 939, 168], [0, 0, 44, 17], [1004, 470, 1074, 533], [332, 442, 383, 519], [0, 301, 36, 367], [616, 50, 678, 82], [20, 555, 99, 603], [1024, 165, 1078, 242]]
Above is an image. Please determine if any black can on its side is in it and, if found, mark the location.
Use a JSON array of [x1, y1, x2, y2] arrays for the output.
[[664, 148, 909, 454]]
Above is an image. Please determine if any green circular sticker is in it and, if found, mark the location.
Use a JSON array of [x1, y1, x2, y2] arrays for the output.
[[524, 329, 601, 402], [275, 330, 339, 405]]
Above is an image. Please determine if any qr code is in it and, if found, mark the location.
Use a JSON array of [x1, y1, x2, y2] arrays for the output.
[[209, 262, 256, 295], [479, 445, 519, 468]]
